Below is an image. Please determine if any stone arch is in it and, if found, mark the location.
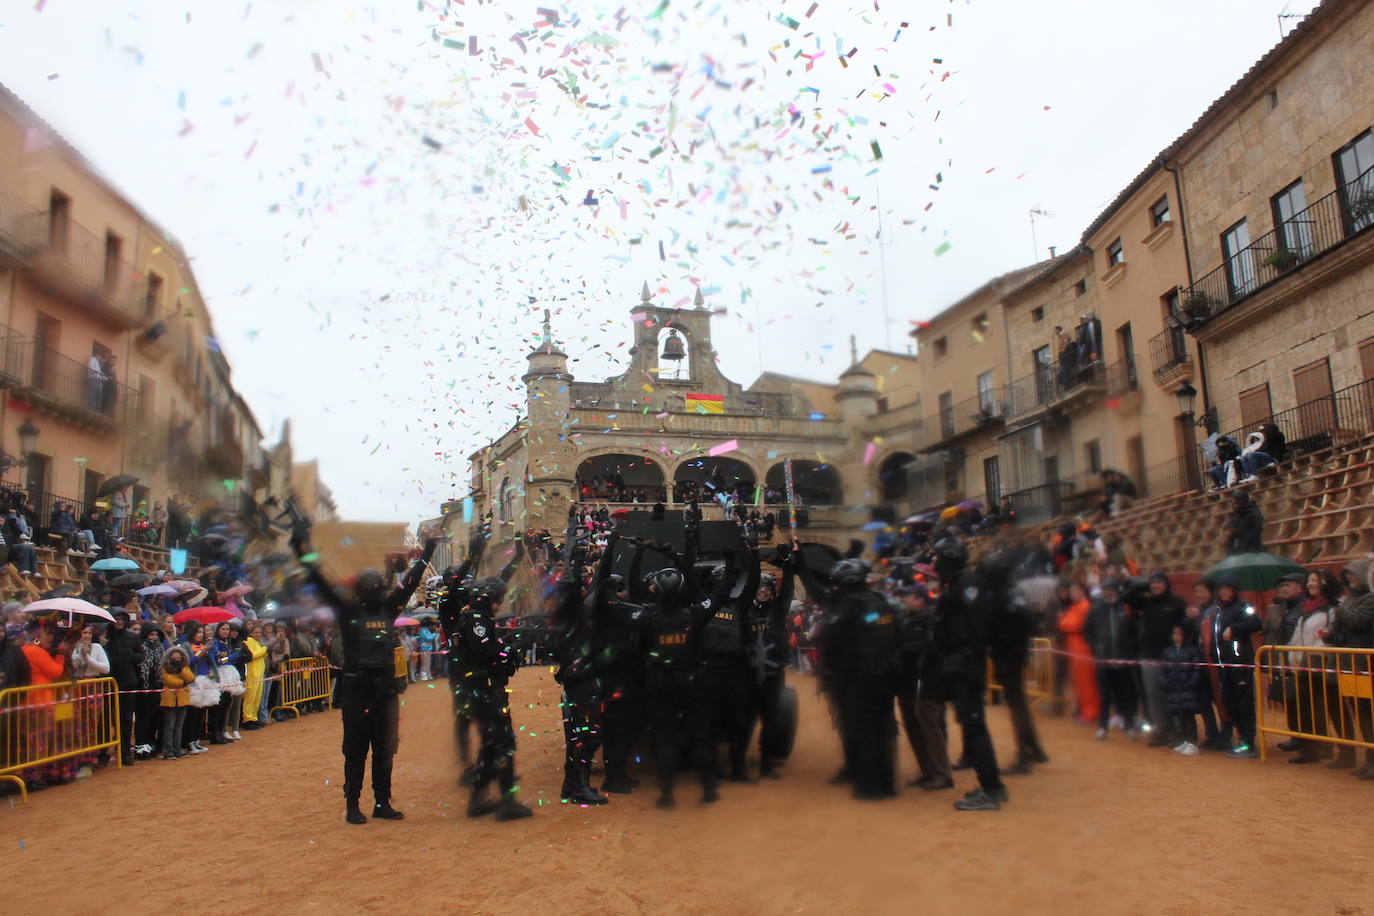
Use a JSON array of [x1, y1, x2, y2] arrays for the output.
[[671, 454, 758, 504], [575, 451, 667, 502], [876, 451, 917, 503], [764, 459, 843, 506]]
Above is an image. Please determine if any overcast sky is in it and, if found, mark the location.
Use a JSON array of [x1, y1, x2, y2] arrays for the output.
[[0, 0, 1319, 522]]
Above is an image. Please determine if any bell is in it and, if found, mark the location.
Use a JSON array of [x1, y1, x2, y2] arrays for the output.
[[661, 329, 686, 361]]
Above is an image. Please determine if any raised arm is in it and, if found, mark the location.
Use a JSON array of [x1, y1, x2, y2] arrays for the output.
[[498, 537, 525, 583], [772, 545, 797, 628], [791, 541, 833, 606], [626, 538, 649, 604], [391, 539, 438, 607]]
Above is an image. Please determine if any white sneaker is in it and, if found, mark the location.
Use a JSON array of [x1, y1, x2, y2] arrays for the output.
[[1171, 742, 1185, 754], [1178, 742, 1200, 756], [230, 731, 242, 741], [188, 744, 206, 754], [1094, 728, 1108, 740], [1239, 476, 1258, 484], [1108, 714, 1123, 731]]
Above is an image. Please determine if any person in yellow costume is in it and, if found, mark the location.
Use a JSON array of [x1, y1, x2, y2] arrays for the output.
[[240, 620, 269, 729]]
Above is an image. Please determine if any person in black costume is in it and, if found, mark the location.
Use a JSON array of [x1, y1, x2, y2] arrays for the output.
[[745, 544, 796, 780], [598, 536, 651, 795], [932, 537, 1007, 812], [453, 575, 532, 821], [695, 526, 760, 785], [893, 582, 953, 790], [980, 543, 1049, 775], [291, 524, 435, 825], [643, 503, 736, 809]]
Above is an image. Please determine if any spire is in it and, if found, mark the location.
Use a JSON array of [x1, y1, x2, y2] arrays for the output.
[[640, 281, 652, 304], [693, 286, 705, 309], [849, 334, 858, 366], [541, 308, 552, 345]]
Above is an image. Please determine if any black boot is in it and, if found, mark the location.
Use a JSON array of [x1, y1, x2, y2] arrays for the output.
[[467, 785, 497, 818], [702, 781, 720, 804], [345, 800, 367, 825], [372, 801, 404, 820], [495, 794, 533, 821], [601, 770, 634, 794], [656, 789, 676, 810]]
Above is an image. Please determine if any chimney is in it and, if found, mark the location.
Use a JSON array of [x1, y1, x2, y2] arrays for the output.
[[1048, 246, 1057, 258]]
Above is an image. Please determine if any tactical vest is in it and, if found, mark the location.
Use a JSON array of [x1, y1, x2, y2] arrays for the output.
[[647, 604, 695, 671], [700, 604, 745, 662], [851, 593, 901, 676], [346, 610, 396, 670]]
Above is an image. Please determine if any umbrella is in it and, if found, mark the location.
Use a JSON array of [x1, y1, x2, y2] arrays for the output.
[[412, 611, 439, 621], [268, 603, 314, 619], [168, 580, 202, 593], [610, 508, 631, 518], [221, 583, 254, 600], [91, 557, 140, 572], [939, 506, 961, 521], [1203, 552, 1306, 591], [394, 616, 420, 627], [22, 598, 115, 625], [172, 606, 237, 624], [860, 520, 891, 531], [903, 512, 939, 525], [199, 533, 230, 545], [96, 474, 139, 497], [109, 572, 152, 588], [40, 584, 78, 599], [956, 499, 983, 510], [137, 583, 179, 597], [182, 588, 209, 607]]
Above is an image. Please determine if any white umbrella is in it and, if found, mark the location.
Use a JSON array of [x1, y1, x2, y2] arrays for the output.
[[22, 597, 116, 627]]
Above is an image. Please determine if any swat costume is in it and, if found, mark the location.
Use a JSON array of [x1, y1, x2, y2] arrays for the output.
[[696, 533, 759, 784], [292, 532, 435, 825], [981, 544, 1050, 774], [932, 538, 1007, 811], [745, 545, 797, 779], [453, 576, 532, 821]]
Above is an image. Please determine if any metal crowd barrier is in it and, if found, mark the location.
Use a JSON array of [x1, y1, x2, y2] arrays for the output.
[[988, 637, 1058, 705], [0, 677, 121, 804], [1255, 645, 1374, 763], [394, 645, 408, 680], [269, 657, 332, 719]]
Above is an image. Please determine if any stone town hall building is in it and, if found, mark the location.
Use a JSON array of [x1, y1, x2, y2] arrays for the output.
[[424, 284, 925, 578]]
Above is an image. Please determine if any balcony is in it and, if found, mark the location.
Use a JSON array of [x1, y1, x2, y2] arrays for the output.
[[918, 390, 1008, 452], [1148, 326, 1192, 388], [205, 434, 245, 479], [1004, 356, 1136, 422], [0, 325, 29, 389], [1181, 166, 1374, 329], [0, 193, 43, 269], [26, 344, 140, 429], [28, 217, 147, 330]]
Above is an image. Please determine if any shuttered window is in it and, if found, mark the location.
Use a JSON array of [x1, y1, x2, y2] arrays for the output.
[[1359, 337, 1374, 381], [1293, 358, 1335, 438], [1238, 384, 1273, 428]]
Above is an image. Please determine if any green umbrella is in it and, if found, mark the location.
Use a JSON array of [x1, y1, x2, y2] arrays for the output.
[[1204, 552, 1306, 591]]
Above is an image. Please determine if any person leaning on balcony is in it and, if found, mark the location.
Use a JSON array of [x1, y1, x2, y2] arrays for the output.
[[1326, 558, 1374, 779], [86, 352, 107, 412]]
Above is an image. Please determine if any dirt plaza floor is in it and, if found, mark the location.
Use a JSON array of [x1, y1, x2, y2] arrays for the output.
[[3, 665, 1371, 916]]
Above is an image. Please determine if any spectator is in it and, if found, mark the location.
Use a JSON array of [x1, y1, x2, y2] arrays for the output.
[[1159, 623, 1204, 755], [2, 508, 37, 576], [1084, 580, 1139, 739], [182, 623, 217, 754], [159, 646, 195, 759], [1191, 580, 1229, 750], [70, 623, 110, 680], [1234, 431, 1276, 484], [1259, 422, 1288, 464], [1287, 570, 1337, 765], [22, 624, 74, 791], [1225, 490, 1265, 554], [241, 621, 268, 730], [1207, 435, 1242, 490], [1328, 558, 1374, 778], [133, 625, 166, 759], [1208, 576, 1262, 758], [1264, 573, 1308, 749], [417, 621, 438, 681], [1134, 572, 1187, 746], [111, 488, 130, 539], [102, 610, 142, 766], [1057, 582, 1099, 726], [208, 621, 245, 744]]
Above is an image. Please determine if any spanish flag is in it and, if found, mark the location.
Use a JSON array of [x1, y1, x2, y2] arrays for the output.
[[685, 392, 725, 414]]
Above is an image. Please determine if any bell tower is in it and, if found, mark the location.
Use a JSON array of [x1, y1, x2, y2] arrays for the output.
[[522, 308, 576, 532]]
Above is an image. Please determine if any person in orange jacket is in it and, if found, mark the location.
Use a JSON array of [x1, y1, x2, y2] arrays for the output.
[[20, 622, 73, 791], [1057, 583, 1100, 726]]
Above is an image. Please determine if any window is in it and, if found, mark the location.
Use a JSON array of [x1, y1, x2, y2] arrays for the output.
[[1161, 288, 1181, 318], [1032, 345, 1053, 404], [1222, 219, 1255, 297], [144, 272, 163, 318], [1107, 238, 1124, 266], [104, 232, 122, 291], [1084, 440, 1102, 474], [1116, 322, 1137, 389], [1239, 383, 1273, 428], [1335, 130, 1374, 232], [48, 189, 70, 251], [1031, 305, 1044, 322], [983, 456, 1001, 504], [938, 390, 954, 440], [1073, 279, 1087, 297], [1126, 436, 1146, 496], [1267, 88, 1279, 111], [933, 336, 948, 359], [1293, 358, 1336, 438], [976, 370, 996, 413], [876, 396, 889, 413], [1150, 195, 1171, 226], [943, 460, 961, 499], [971, 313, 990, 339], [1360, 336, 1374, 381], [1271, 179, 1312, 256]]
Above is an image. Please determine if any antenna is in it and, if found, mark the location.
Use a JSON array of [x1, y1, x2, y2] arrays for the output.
[[1277, 3, 1304, 38], [876, 177, 895, 349], [1029, 208, 1054, 261]]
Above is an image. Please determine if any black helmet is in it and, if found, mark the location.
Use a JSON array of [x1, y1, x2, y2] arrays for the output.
[[931, 538, 968, 575], [830, 558, 868, 587], [470, 577, 507, 605], [652, 568, 685, 596], [355, 568, 386, 599], [758, 572, 777, 593]]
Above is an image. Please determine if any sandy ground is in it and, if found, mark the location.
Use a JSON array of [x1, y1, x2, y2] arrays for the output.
[[3, 667, 1372, 916]]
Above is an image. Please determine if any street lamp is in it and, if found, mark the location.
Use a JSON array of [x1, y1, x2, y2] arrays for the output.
[[1174, 382, 1201, 490], [0, 418, 39, 475]]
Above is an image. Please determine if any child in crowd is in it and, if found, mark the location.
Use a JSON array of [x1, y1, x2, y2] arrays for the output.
[[1160, 623, 1203, 756]]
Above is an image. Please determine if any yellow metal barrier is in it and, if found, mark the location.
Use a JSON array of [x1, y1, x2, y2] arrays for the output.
[[0, 677, 121, 804], [1255, 645, 1374, 763], [394, 645, 407, 680], [987, 637, 1058, 705], [269, 657, 332, 719]]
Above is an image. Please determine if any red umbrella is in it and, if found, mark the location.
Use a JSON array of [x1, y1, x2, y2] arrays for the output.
[[611, 508, 631, 518], [172, 606, 237, 624]]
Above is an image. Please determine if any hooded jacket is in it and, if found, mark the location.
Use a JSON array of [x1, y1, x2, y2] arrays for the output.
[[1135, 576, 1186, 659], [1328, 559, 1374, 652], [1084, 596, 1137, 661]]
